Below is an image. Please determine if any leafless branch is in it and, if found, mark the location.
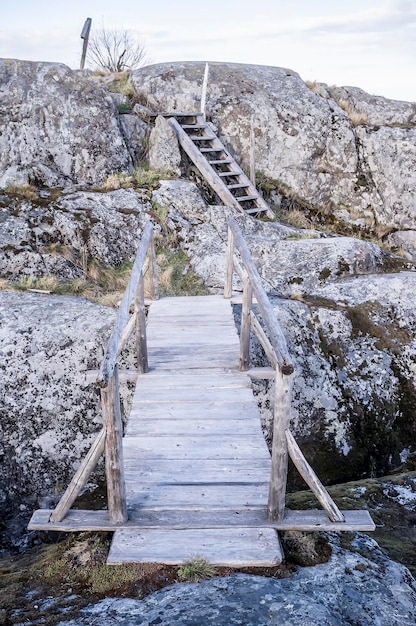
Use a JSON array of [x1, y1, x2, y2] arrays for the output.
[[87, 28, 147, 73]]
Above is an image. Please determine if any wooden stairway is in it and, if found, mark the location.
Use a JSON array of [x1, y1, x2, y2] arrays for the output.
[[164, 113, 274, 219]]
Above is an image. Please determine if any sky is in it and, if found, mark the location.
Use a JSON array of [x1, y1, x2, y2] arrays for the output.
[[1, 0, 415, 102]]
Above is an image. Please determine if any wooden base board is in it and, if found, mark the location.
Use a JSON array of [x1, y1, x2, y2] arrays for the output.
[[107, 527, 283, 566], [28, 508, 375, 533]]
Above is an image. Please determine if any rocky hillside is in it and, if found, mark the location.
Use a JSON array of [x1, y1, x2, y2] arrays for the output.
[[0, 57, 415, 599]]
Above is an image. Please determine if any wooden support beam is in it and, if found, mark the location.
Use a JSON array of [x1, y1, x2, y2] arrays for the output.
[[144, 231, 159, 300], [239, 272, 252, 371], [50, 428, 106, 523], [135, 274, 148, 374], [250, 311, 278, 369], [101, 366, 127, 524], [224, 225, 234, 299], [29, 508, 375, 532], [268, 370, 293, 521], [286, 429, 345, 523]]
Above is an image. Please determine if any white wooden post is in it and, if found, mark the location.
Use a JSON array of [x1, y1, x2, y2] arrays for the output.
[[200, 63, 209, 121]]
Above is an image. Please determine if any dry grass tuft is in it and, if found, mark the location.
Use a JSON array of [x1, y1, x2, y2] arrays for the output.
[[335, 99, 368, 126]]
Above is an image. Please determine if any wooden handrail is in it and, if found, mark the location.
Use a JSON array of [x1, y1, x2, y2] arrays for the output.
[[97, 222, 158, 388], [225, 216, 294, 375], [224, 216, 344, 524], [51, 223, 159, 525]]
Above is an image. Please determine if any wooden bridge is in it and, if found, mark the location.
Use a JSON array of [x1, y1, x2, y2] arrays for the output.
[[29, 218, 374, 566]]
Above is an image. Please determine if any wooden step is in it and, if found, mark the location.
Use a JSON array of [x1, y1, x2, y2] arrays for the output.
[[228, 183, 250, 189], [150, 111, 200, 118], [189, 134, 216, 141], [208, 158, 233, 165], [218, 171, 240, 177], [236, 195, 259, 202], [107, 527, 283, 566], [246, 207, 270, 215], [200, 147, 222, 153], [181, 124, 207, 129]]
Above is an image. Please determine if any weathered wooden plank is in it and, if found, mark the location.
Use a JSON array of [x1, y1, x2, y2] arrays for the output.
[[127, 401, 263, 423], [124, 482, 269, 508], [125, 418, 264, 437], [133, 374, 250, 390], [131, 387, 255, 403], [146, 354, 239, 369], [122, 435, 269, 460], [122, 458, 271, 482], [28, 508, 375, 533], [107, 527, 282, 566]]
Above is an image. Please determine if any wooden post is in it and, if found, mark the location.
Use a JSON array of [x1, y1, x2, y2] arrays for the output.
[[101, 365, 127, 524], [268, 369, 293, 521], [200, 63, 209, 121], [249, 116, 256, 185], [134, 274, 148, 374], [144, 231, 159, 300], [224, 225, 234, 299], [239, 271, 252, 371], [80, 18, 92, 70]]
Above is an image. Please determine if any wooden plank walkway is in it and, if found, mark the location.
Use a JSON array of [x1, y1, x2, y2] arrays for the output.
[[107, 295, 282, 566], [28, 293, 375, 564]]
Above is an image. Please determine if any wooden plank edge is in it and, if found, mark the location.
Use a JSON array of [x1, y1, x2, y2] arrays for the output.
[[28, 509, 375, 532]]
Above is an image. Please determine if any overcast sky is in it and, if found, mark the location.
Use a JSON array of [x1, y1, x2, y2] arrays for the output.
[[1, 0, 415, 102]]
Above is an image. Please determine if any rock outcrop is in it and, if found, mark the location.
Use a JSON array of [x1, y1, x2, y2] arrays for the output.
[[133, 61, 416, 261], [0, 188, 152, 281], [0, 291, 135, 549], [52, 535, 416, 625], [0, 60, 132, 187]]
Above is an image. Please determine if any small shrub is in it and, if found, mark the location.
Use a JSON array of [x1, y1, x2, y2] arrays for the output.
[[177, 556, 217, 582]]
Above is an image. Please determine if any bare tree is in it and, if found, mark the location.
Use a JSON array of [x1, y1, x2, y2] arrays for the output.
[[87, 27, 146, 73]]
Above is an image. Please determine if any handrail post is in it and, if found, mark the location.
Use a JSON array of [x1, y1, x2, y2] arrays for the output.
[[101, 364, 127, 524], [135, 273, 148, 374], [224, 224, 234, 299], [268, 368, 293, 521], [144, 231, 160, 301], [239, 271, 252, 371]]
